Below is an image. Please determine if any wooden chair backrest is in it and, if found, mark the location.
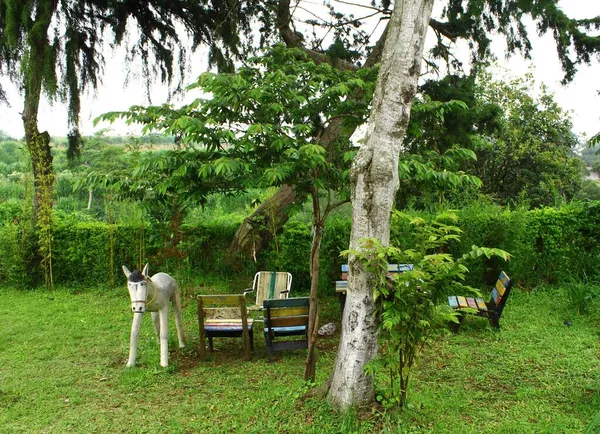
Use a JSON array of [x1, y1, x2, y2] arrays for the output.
[[490, 271, 512, 311], [337, 264, 413, 293], [253, 272, 292, 305], [197, 295, 249, 323], [263, 297, 309, 329]]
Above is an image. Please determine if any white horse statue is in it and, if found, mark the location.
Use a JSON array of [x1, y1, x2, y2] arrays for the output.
[[122, 264, 185, 367]]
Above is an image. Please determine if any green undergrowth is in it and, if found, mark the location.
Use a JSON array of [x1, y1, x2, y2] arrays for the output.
[[1, 283, 599, 433], [397, 286, 600, 433]]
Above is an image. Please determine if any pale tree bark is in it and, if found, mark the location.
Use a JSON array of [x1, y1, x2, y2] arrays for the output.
[[328, 0, 435, 410]]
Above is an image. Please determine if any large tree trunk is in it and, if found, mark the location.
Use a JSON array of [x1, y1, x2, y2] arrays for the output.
[[304, 190, 324, 381], [21, 0, 58, 287], [328, 0, 434, 410], [23, 117, 54, 220]]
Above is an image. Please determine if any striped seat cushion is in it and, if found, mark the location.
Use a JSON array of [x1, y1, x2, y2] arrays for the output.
[[204, 318, 254, 332]]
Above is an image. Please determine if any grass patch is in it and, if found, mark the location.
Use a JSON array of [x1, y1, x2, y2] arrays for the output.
[[399, 287, 600, 433], [1, 284, 599, 432]]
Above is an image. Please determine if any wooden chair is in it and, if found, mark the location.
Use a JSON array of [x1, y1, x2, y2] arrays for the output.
[[448, 271, 513, 331], [197, 295, 253, 361], [336, 263, 414, 311], [244, 271, 292, 311], [263, 297, 309, 358]]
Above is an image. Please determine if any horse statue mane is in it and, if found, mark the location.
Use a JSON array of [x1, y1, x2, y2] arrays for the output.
[[128, 270, 144, 282], [122, 264, 185, 367]]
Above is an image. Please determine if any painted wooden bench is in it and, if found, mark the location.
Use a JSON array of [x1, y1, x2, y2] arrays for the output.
[[336, 263, 414, 311], [263, 297, 309, 358], [197, 294, 254, 361], [448, 271, 513, 331]]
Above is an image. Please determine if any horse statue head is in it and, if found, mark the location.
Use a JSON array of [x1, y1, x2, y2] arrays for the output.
[[122, 264, 156, 313]]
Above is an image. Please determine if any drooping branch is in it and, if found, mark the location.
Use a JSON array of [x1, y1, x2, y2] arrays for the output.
[[227, 185, 303, 265], [276, 0, 359, 71]]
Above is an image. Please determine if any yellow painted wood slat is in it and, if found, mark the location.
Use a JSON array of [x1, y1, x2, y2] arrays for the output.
[[198, 295, 245, 307], [269, 316, 309, 328], [495, 280, 506, 296], [268, 306, 309, 317], [205, 318, 255, 325]]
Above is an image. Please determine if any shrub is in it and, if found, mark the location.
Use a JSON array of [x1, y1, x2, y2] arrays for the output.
[[360, 211, 509, 408]]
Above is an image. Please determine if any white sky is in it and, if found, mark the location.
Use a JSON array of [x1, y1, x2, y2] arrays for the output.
[[0, 0, 598, 140]]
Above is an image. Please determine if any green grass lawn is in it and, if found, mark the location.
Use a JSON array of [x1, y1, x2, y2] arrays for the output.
[[1, 284, 599, 433]]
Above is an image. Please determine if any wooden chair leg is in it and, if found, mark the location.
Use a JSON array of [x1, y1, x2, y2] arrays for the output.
[[199, 336, 206, 361], [450, 314, 465, 334], [338, 293, 346, 314], [265, 333, 274, 360], [488, 312, 501, 329], [208, 336, 214, 352], [242, 332, 251, 361]]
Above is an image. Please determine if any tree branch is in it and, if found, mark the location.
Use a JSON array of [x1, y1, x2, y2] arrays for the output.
[[276, 0, 358, 71]]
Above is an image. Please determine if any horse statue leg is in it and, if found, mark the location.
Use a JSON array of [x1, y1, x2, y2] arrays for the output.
[[127, 312, 143, 367], [173, 286, 185, 348], [151, 312, 160, 338], [158, 307, 170, 367]]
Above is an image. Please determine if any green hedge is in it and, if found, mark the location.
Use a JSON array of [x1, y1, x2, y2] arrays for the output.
[[0, 202, 598, 289], [263, 202, 600, 292], [449, 202, 600, 288]]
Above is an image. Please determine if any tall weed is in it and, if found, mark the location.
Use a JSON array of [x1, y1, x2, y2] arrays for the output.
[[563, 280, 600, 315]]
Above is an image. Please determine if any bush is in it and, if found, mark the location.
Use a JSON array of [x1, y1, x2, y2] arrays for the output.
[[0, 222, 38, 287], [0, 201, 599, 290], [0, 199, 24, 223], [0, 176, 26, 202]]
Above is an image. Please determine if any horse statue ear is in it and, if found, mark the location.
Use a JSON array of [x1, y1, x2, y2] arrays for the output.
[[122, 265, 132, 279], [142, 263, 149, 277]]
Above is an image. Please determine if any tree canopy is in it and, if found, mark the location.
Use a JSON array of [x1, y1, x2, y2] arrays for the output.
[[0, 0, 263, 132]]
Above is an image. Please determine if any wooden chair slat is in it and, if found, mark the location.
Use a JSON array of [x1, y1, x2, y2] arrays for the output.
[[466, 298, 478, 309], [264, 297, 310, 308], [267, 306, 309, 317], [495, 280, 506, 296], [268, 316, 309, 328], [475, 298, 488, 311], [448, 296, 459, 308], [199, 295, 245, 307], [491, 288, 501, 305]]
